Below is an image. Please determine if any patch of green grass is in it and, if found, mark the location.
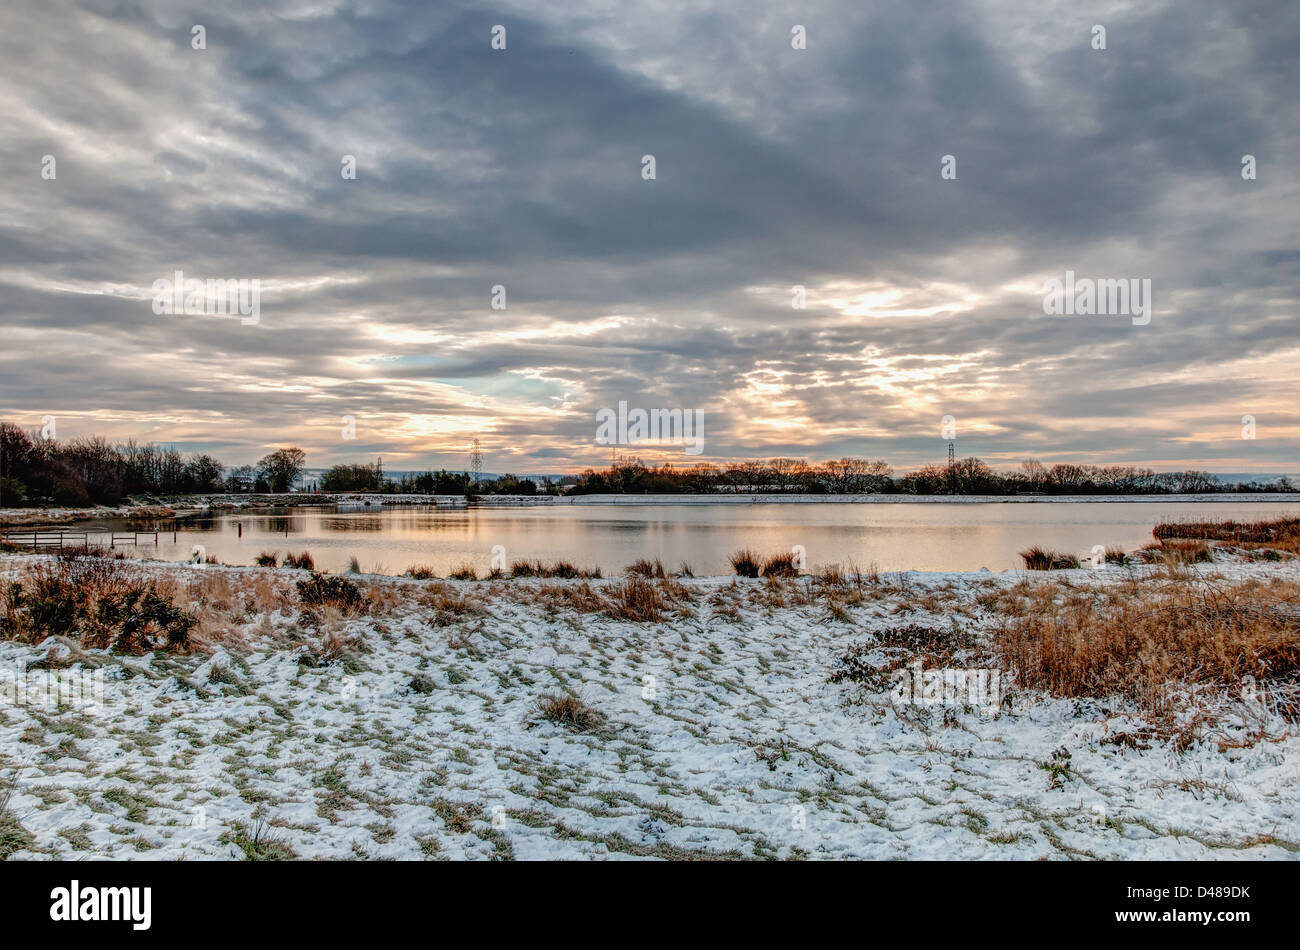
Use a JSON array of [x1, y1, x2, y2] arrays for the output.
[[220, 819, 297, 861]]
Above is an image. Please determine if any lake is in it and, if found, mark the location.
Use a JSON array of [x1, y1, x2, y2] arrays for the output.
[[53, 497, 1300, 575]]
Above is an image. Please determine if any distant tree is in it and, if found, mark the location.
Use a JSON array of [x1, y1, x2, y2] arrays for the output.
[[321, 462, 384, 492], [183, 454, 225, 493], [257, 447, 307, 493]]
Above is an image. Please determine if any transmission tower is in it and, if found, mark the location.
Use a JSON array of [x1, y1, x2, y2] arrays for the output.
[[947, 441, 955, 468], [470, 439, 483, 483]]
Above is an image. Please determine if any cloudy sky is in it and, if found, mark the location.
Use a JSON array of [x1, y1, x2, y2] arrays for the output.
[[1, 0, 1296, 475]]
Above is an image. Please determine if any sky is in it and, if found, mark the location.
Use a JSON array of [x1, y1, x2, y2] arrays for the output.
[[1, 0, 1297, 476]]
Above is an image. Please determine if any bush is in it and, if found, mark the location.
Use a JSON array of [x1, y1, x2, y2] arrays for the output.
[[296, 573, 366, 613], [283, 552, 315, 570], [1, 557, 195, 653], [254, 552, 278, 567]]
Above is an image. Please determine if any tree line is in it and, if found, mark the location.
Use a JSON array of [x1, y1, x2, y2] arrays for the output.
[[0, 422, 306, 507], [3, 420, 1291, 507], [318, 461, 557, 496], [568, 457, 1295, 495]]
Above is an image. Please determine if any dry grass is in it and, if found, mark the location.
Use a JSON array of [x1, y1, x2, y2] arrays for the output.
[[606, 576, 667, 622], [760, 553, 799, 577], [525, 580, 608, 615], [626, 558, 667, 578], [282, 552, 315, 570], [448, 563, 478, 581], [254, 552, 278, 567], [1155, 515, 1300, 545], [536, 694, 605, 732], [816, 563, 847, 586], [413, 582, 487, 625], [508, 559, 600, 579], [729, 549, 760, 578], [404, 565, 437, 579], [1141, 538, 1213, 565], [1020, 546, 1081, 570], [1152, 515, 1300, 559], [994, 576, 1300, 728]]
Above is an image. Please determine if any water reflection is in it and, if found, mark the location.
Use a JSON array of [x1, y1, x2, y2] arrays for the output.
[[52, 500, 1300, 576]]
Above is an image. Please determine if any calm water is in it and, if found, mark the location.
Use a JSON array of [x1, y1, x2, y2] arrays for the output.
[[57, 499, 1300, 575]]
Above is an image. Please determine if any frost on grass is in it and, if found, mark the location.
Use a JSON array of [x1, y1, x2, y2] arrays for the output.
[[0, 553, 1298, 860]]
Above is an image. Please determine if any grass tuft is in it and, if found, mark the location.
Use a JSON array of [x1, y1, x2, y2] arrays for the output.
[[729, 549, 761, 578], [1020, 546, 1081, 570], [536, 694, 605, 732]]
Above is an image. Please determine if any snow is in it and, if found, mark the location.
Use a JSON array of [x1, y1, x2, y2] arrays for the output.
[[1, 555, 1297, 860]]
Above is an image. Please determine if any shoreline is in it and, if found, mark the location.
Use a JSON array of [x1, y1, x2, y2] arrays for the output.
[[5, 490, 1300, 526]]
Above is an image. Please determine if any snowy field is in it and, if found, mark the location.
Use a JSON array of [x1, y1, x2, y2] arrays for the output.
[[1, 555, 1298, 860]]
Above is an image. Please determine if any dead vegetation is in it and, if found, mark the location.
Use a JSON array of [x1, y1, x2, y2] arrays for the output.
[[830, 621, 983, 691], [1139, 538, 1213, 565], [993, 575, 1300, 738], [1154, 516, 1300, 555], [1020, 546, 1081, 570], [0, 552, 196, 654], [728, 549, 805, 578], [626, 558, 667, 578], [535, 693, 605, 733], [508, 560, 601, 579]]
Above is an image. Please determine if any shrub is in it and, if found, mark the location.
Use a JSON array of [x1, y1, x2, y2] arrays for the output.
[[296, 573, 366, 613], [254, 552, 278, 567], [283, 552, 315, 570], [0, 557, 195, 653]]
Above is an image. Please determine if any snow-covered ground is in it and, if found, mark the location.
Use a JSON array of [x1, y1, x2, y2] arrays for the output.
[[1, 555, 1297, 860]]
